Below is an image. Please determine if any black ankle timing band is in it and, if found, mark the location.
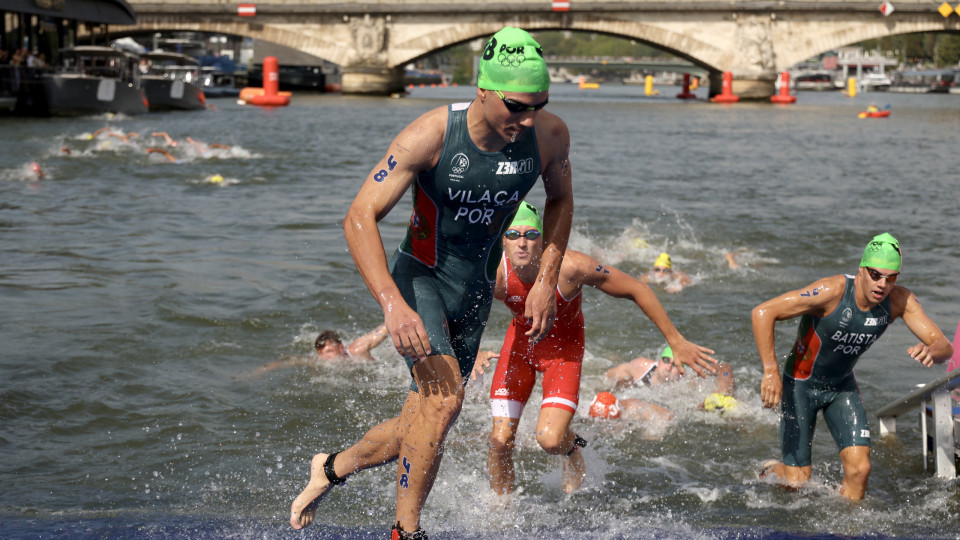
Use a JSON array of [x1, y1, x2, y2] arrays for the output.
[[567, 434, 588, 456], [323, 452, 346, 485]]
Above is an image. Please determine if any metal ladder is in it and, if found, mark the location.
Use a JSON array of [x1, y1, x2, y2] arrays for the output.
[[876, 367, 960, 479]]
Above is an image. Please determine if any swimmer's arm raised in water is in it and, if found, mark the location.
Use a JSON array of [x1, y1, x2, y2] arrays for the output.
[[150, 132, 178, 146], [568, 250, 717, 377], [345, 324, 390, 360], [146, 147, 176, 163]]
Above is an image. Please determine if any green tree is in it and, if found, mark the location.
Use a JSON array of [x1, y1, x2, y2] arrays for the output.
[[859, 32, 960, 67]]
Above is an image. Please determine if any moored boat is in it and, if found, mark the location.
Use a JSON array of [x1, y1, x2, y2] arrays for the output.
[[889, 69, 956, 93], [793, 72, 835, 91], [860, 72, 892, 92], [200, 67, 240, 98], [41, 46, 148, 116], [141, 51, 206, 111]]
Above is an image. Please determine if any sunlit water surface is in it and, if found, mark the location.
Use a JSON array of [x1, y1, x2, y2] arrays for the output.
[[1, 84, 959, 539]]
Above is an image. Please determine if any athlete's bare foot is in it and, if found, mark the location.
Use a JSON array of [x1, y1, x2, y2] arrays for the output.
[[290, 452, 335, 529], [562, 447, 586, 494]]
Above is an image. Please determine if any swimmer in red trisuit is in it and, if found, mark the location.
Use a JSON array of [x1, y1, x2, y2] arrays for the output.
[[471, 202, 716, 495]]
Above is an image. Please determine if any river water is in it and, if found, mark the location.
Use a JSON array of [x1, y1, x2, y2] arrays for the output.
[[2, 83, 959, 539]]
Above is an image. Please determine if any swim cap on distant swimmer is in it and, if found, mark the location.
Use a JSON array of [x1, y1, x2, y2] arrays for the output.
[[654, 252, 672, 269], [860, 232, 901, 271], [509, 201, 543, 232], [478, 27, 550, 93], [589, 392, 622, 419], [660, 345, 674, 361]]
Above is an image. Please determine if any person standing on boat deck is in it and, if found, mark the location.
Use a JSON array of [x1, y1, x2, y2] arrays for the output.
[[289, 27, 575, 539], [752, 233, 953, 501], [469, 202, 716, 496]]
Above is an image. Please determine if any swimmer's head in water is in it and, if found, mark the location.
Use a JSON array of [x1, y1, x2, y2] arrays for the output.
[[589, 391, 621, 419], [509, 201, 543, 232], [702, 393, 738, 412], [315, 330, 346, 359], [860, 232, 901, 271], [477, 27, 550, 94], [660, 345, 674, 363], [653, 252, 672, 273], [30, 162, 45, 178]]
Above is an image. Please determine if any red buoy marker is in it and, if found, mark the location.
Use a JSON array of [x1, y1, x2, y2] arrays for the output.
[[770, 71, 796, 104], [711, 71, 739, 103], [239, 56, 291, 107]]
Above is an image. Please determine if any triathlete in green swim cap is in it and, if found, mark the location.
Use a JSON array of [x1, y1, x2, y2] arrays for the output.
[[752, 232, 953, 502], [604, 343, 738, 412], [290, 26, 576, 540]]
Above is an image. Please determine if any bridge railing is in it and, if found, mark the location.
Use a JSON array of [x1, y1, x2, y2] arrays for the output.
[[876, 367, 960, 479]]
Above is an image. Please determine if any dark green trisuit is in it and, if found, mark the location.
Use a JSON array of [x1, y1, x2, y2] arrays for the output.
[[390, 102, 542, 391], [780, 275, 892, 467]]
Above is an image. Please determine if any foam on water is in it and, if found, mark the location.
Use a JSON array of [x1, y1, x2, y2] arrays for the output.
[[2, 89, 958, 539]]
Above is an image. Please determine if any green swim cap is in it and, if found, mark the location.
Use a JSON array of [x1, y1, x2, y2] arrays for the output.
[[478, 27, 550, 94], [860, 232, 901, 271], [509, 201, 543, 231], [660, 345, 674, 360]]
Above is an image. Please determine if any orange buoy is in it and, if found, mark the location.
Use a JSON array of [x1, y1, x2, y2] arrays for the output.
[[240, 56, 291, 107], [676, 73, 696, 99], [710, 71, 739, 103], [770, 71, 797, 104]]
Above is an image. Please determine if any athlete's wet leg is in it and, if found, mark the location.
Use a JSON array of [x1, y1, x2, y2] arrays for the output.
[[839, 446, 871, 501], [290, 392, 421, 529], [488, 416, 519, 494], [534, 407, 584, 493], [394, 354, 464, 534]]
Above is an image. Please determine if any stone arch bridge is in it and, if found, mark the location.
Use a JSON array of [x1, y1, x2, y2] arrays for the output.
[[112, 0, 960, 98]]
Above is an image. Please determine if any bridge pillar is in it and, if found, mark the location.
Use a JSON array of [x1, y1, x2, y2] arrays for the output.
[[341, 66, 405, 96], [729, 72, 777, 101]]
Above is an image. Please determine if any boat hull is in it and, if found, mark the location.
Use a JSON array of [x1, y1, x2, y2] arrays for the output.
[[142, 77, 205, 111], [42, 74, 148, 116]]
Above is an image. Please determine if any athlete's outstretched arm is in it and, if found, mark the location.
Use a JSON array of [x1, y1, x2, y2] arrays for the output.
[[526, 113, 574, 344], [897, 289, 953, 366], [343, 107, 446, 361], [571, 251, 716, 377], [751, 275, 844, 409]]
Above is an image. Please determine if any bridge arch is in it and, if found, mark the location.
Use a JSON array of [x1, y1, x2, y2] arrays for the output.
[[111, 1, 960, 96]]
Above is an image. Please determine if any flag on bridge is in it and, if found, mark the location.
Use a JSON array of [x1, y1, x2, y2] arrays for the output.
[[878, 1, 894, 16], [552, 1, 570, 12], [238, 3, 256, 16]]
